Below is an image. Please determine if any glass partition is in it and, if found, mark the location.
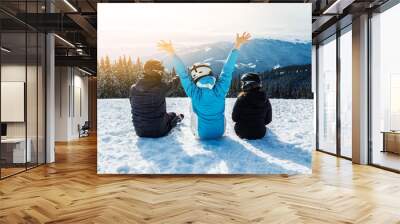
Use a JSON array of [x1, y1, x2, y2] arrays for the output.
[[370, 3, 400, 171], [0, 2, 46, 179], [28, 0, 39, 167], [27, 30, 38, 169], [317, 36, 337, 154], [1, 31, 28, 177]]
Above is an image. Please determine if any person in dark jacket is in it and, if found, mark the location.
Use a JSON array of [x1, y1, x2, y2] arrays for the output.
[[232, 73, 272, 140], [130, 59, 184, 138]]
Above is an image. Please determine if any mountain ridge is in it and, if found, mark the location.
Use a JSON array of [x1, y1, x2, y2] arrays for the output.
[[149, 38, 311, 76]]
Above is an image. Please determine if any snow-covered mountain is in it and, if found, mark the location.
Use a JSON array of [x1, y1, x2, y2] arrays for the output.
[[153, 38, 311, 75]]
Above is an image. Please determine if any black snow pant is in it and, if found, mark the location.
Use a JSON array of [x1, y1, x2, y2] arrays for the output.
[[234, 123, 267, 140], [166, 112, 180, 130], [135, 112, 179, 138]]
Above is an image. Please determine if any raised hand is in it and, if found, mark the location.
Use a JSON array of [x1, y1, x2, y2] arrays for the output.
[[234, 32, 251, 49], [157, 40, 175, 56]]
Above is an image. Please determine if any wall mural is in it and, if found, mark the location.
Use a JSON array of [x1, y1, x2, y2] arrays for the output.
[[97, 3, 313, 174]]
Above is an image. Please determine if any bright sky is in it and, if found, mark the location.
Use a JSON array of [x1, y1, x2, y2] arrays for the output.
[[98, 3, 311, 60]]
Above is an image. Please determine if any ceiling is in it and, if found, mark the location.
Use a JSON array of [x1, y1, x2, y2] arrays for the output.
[[0, 0, 391, 74]]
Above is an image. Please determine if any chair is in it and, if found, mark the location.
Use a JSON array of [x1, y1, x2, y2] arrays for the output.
[[79, 121, 90, 138]]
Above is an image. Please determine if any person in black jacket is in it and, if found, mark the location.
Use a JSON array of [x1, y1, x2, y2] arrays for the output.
[[232, 73, 272, 140], [130, 59, 184, 138]]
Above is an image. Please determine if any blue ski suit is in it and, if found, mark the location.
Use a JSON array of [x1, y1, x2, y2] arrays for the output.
[[172, 49, 239, 139]]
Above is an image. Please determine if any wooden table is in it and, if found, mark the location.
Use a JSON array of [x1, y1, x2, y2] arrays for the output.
[[381, 131, 400, 154]]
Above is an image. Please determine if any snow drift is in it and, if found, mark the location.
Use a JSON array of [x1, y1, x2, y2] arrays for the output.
[[97, 98, 313, 174]]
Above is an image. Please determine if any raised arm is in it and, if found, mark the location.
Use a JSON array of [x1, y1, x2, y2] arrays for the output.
[[214, 32, 251, 96], [158, 40, 195, 97], [214, 49, 239, 96]]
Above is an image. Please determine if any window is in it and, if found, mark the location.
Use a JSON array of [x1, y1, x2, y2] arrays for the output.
[[340, 28, 352, 158], [317, 36, 337, 154], [370, 3, 400, 171]]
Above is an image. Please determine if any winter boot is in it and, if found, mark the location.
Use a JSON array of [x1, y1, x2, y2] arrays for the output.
[[177, 114, 184, 123]]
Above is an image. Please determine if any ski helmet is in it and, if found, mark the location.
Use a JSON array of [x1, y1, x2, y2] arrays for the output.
[[190, 63, 213, 83], [240, 73, 262, 91]]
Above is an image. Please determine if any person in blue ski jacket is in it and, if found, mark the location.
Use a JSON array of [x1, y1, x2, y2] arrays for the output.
[[157, 32, 251, 139]]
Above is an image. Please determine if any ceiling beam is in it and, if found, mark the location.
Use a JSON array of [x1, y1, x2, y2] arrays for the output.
[[67, 14, 97, 39], [322, 0, 356, 14], [55, 55, 96, 71], [312, 15, 335, 33]]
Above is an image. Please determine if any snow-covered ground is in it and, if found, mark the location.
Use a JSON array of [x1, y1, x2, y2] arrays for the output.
[[97, 98, 313, 174]]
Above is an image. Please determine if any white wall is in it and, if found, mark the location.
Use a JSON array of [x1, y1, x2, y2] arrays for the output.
[[1, 65, 32, 138], [55, 67, 89, 141], [1, 82, 25, 122], [1, 65, 26, 130], [71, 73, 89, 138], [55, 67, 70, 141]]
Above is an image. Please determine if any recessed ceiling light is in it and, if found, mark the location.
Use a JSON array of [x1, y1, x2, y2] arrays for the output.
[[63, 0, 78, 12], [54, 34, 75, 48], [78, 67, 93, 76], [1, 47, 11, 53], [323, 0, 354, 15]]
